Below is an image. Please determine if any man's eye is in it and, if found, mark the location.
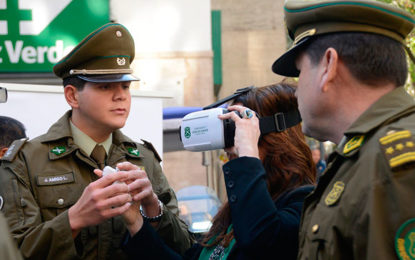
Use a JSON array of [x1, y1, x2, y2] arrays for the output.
[[99, 85, 110, 90], [122, 85, 130, 90]]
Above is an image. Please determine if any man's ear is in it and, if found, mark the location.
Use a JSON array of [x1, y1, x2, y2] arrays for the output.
[[64, 85, 80, 108], [0, 147, 8, 158], [319, 48, 338, 92]]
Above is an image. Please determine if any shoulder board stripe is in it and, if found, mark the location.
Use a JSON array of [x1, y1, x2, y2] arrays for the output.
[[390, 152, 415, 168], [380, 130, 411, 145]]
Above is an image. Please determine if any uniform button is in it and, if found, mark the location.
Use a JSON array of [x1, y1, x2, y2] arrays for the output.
[[229, 195, 237, 203], [312, 224, 319, 233], [227, 180, 234, 188], [223, 167, 230, 175], [57, 198, 64, 205], [20, 198, 27, 207]]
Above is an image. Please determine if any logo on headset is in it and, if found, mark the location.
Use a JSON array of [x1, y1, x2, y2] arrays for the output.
[[184, 127, 191, 139]]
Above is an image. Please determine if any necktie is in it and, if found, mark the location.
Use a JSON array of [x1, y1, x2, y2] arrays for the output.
[[91, 144, 106, 170]]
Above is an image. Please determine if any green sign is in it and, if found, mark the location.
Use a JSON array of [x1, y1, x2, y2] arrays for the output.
[[0, 0, 109, 72]]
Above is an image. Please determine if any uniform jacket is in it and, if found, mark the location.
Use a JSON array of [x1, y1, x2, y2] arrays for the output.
[[0, 111, 192, 260], [125, 157, 314, 260], [298, 87, 415, 259], [0, 212, 22, 260]]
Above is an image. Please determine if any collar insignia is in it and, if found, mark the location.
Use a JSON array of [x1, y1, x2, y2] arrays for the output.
[[380, 130, 415, 169], [51, 146, 66, 155], [343, 135, 365, 154], [127, 147, 140, 156], [395, 218, 415, 260], [325, 181, 345, 206]]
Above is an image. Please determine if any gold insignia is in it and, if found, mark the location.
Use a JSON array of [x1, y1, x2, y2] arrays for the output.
[[395, 218, 415, 260], [325, 181, 345, 206], [294, 28, 316, 45], [380, 130, 415, 169], [343, 135, 365, 154]]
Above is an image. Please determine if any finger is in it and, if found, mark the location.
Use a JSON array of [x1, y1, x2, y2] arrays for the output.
[[97, 193, 133, 210], [97, 182, 130, 199], [101, 201, 132, 219], [116, 161, 139, 171], [94, 171, 130, 188], [94, 169, 103, 178], [133, 188, 153, 202], [218, 110, 243, 121]]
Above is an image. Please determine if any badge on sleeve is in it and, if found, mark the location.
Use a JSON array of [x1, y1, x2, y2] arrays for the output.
[[395, 218, 415, 260], [324, 181, 345, 206], [379, 130, 415, 169]]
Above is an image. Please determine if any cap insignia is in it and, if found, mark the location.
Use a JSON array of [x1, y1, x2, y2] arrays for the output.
[[117, 57, 126, 66], [324, 181, 345, 206], [379, 130, 415, 169], [51, 146, 66, 155], [127, 147, 140, 156], [343, 135, 365, 154], [116, 30, 122, 37], [395, 218, 415, 260], [293, 28, 316, 45]]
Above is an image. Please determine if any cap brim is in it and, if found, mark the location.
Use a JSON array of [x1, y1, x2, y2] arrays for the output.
[[76, 74, 139, 83], [271, 37, 311, 77]]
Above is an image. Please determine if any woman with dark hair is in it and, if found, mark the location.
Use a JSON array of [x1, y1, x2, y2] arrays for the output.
[[123, 83, 316, 259]]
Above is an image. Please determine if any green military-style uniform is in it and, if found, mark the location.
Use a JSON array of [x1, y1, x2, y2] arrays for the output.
[[0, 23, 192, 259], [271, 1, 415, 259], [298, 87, 415, 259], [0, 212, 22, 260], [0, 111, 191, 259]]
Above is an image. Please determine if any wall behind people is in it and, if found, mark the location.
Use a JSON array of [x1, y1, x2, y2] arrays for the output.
[[211, 0, 286, 98]]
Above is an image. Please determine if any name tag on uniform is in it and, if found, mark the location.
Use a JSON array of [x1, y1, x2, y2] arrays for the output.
[[37, 173, 74, 186]]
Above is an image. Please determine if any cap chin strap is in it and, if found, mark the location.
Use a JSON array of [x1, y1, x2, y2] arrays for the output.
[[259, 110, 302, 135]]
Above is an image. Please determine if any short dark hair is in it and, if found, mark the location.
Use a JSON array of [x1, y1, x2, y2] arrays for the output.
[[62, 76, 86, 90], [304, 32, 408, 87], [0, 116, 26, 148]]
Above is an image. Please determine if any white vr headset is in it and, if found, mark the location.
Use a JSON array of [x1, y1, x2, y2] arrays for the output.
[[180, 86, 302, 152]]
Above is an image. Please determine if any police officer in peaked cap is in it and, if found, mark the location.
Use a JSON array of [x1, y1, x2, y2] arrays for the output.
[[270, 0, 415, 259], [0, 23, 192, 259]]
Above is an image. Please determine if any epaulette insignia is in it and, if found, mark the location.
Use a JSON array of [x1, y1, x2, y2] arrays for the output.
[[395, 218, 415, 260], [343, 135, 365, 154], [141, 139, 162, 162], [325, 181, 345, 206], [2, 138, 28, 162], [379, 130, 415, 169], [50, 146, 66, 155], [127, 147, 140, 156]]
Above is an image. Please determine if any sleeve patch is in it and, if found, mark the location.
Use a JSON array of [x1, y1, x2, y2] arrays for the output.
[[379, 130, 415, 169]]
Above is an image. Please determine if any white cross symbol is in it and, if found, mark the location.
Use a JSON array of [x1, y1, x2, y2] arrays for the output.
[[130, 149, 139, 155], [52, 147, 64, 154]]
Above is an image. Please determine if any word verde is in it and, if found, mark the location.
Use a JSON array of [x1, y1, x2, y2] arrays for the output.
[[0, 40, 73, 64]]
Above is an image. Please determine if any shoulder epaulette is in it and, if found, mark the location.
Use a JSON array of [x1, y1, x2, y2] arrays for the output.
[[141, 139, 162, 162], [1, 138, 28, 162], [379, 129, 415, 170]]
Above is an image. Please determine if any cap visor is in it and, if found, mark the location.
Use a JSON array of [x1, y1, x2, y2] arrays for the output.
[[77, 74, 139, 83], [272, 37, 311, 77]]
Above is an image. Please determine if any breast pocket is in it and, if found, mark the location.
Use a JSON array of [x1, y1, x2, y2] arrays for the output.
[[35, 172, 84, 220]]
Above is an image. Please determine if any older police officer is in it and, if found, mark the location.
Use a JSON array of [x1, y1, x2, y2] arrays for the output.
[[0, 23, 192, 259], [272, 0, 415, 259]]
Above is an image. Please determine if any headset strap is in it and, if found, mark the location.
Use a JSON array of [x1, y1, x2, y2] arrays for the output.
[[259, 109, 302, 135]]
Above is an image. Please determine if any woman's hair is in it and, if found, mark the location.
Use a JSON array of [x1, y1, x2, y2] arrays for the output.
[[202, 82, 316, 247]]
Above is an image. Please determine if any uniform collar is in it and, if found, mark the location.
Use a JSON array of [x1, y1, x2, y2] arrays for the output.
[[70, 120, 112, 156], [345, 87, 415, 136]]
